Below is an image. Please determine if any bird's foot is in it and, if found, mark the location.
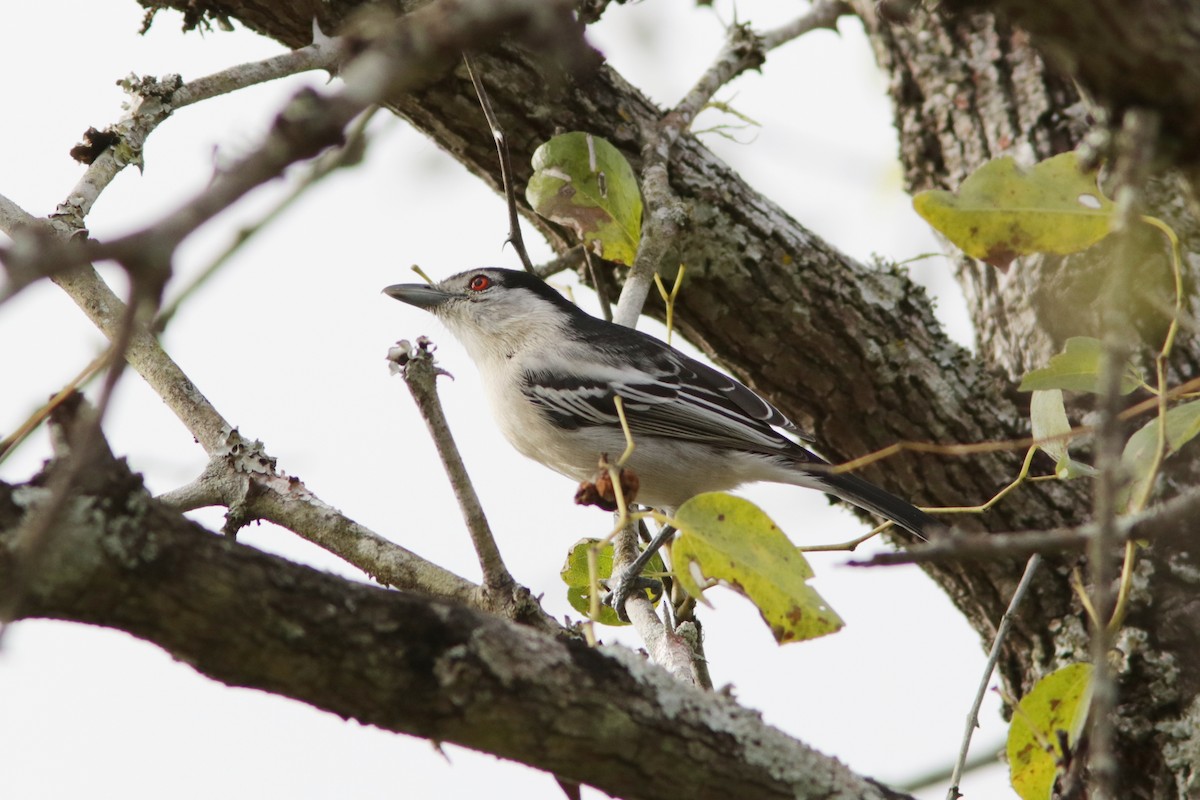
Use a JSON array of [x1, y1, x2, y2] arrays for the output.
[[602, 571, 663, 623]]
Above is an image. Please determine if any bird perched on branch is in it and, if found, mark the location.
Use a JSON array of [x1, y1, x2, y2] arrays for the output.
[[384, 267, 937, 539]]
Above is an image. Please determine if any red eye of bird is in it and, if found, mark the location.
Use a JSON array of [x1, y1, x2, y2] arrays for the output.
[[468, 275, 491, 292]]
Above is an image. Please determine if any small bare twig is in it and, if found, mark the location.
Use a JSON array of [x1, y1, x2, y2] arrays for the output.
[[582, 249, 613, 321], [945, 554, 1042, 800], [612, 0, 850, 327], [155, 106, 381, 333], [533, 246, 586, 280], [759, 0, 848, 51], [392, 338, 517, 595], [0, 347, 108, 464], [54, 32, 346, 233], [849, 481, 1200, 567], [0, 31, 346, 303], [463, 52, 534, 273]]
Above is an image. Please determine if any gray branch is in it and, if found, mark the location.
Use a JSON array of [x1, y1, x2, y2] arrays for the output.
[[0, 444, 911, 800]]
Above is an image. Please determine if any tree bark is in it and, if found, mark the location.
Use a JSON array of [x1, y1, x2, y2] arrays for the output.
[[855, 4, 1200, 797], [0, 437, 909, 800], [70, 1, 1200, 794]]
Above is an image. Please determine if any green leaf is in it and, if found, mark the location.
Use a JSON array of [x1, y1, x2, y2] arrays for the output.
[[1008, 663, 1093, 800], [1029, 390, 1094, 478], [560, 538, 663, 626], [1019, 337, 1140, 395], [526, 132, 643, 265], [671, 493, 843, 644], [1119, 399, 1200, 511], [913, 152, 1115, 270]]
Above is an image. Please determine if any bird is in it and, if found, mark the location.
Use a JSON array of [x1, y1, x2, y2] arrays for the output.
[[383, 267, 938, 539]]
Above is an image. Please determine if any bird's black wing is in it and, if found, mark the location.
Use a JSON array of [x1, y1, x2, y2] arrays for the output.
[[521, 324, 813, 458]]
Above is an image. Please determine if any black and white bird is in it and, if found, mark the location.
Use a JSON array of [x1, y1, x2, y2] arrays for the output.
[[384, 267, 937, 538]]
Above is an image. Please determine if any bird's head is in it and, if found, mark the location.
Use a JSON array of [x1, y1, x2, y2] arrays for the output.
[[384, 268, 583, 362]]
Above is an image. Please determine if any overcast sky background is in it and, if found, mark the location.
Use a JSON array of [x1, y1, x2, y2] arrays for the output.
[[1, 2, 1013, 797]]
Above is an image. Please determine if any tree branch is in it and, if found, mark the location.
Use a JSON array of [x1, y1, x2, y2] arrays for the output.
[[612, 1, 850, 326], [0, 444, 912, 800], [392, 338, 518, 596]]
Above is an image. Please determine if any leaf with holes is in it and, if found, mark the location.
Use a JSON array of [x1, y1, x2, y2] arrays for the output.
[[913, 152, 1115, 271], [1008, 663, 1093, 800], [1019, 337, 1140, 395], [671, 493, 843, 644], [526, 132, 643, 265], [560, 538, 663, 626]]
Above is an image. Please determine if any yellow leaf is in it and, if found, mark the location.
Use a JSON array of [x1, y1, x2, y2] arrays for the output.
[[913, 152, 1114, 271], [1008, 663, 1093, 800], [671, 493, 843, 644]]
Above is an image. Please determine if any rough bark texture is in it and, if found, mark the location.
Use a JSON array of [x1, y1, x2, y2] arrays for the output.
[[0, 445, 908, 800], [30, 0, 1199, 795], [854, 4, 1200, 798]]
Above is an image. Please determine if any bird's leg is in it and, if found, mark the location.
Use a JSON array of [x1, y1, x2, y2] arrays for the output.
[[604, 521, 677, 621]]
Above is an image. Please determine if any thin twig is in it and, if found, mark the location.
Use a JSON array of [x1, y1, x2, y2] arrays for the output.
[[155, 106, 381, 333], [0, 347, 108, 464], [532, 246, 585, 280], [1085, 109, 1159, 798], [611, 1, 849, 328], [395, 338, 516, 594], [463, 52, 534, 273], [54, 34, 345, 234], [0, 30, 346, 303], [759, 0, 848, 51], [1087, 334, 1125, 798], [945, 554, 1042, 800], [582, 249, 613, 321]]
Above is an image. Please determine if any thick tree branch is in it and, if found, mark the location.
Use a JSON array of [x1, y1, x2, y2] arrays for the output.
[[0, 449, 911, 800]]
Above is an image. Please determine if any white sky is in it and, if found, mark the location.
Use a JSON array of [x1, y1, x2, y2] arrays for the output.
[[0, 1, 1011, 797]]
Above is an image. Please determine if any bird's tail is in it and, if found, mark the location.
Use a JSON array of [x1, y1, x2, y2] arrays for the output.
[[815, 470, 939, 539]]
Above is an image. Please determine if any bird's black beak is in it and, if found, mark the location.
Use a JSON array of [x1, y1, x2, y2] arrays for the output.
[[383, 283, 454, 310]]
